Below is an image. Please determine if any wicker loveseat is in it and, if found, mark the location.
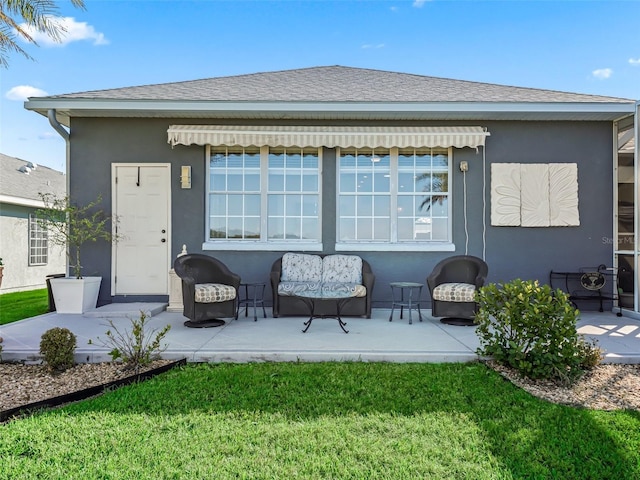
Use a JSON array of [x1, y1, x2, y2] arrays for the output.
[[271, 253, 374, 318]]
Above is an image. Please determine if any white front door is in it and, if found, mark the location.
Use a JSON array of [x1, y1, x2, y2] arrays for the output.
[[113, 164, 171, 295]]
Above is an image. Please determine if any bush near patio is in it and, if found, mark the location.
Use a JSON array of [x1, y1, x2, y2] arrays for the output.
[[475, 278, 602, 384]]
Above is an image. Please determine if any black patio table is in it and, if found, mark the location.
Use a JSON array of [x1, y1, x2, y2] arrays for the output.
[[294, 289, 357, 334]]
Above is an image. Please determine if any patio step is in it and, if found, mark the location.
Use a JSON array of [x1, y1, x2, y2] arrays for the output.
[[82, 302, 167, 319]]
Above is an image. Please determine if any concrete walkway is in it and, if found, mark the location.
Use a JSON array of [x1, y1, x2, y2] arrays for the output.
[[1, 304, 639, 364]]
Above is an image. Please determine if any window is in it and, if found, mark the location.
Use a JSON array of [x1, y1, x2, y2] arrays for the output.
[[208, 146, 321, 248], [29, 214, 48, 265], [338, 147, 451, 247]]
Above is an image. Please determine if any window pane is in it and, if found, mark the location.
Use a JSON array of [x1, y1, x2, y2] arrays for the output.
[[227, 217, 243, 238], [339, 196, 356, 216], [397, 218, 414, 241], [228, 195, 243, 215], [268, 195, 284, 216], [286, 218, 301, 239], [340, 173, 356, 193], [374, 218, 390, 240], [374, 196, 390, 216], [245, 195, 261, 216], [210, 196, 226, 215], [302, 173, 317, 191], [414, 217, 432, 240], [357, 195, 373, 216], [211, 173, 226, 191], [398, 172, 414, 192], [269, 172, 284, 191], [244, 218, 260, 239], [357, 218, 372, 239], [302, 218, 318, 240], [245, 173, 260, 191], [357, 173, 372, 192], [210, 218, 226, 238], [227, 173, 243, 191], [431, 218, 448, 240], [268, 217, 284, 239], [339, 218, 356, 241], [302, 195, 318, 216], [286, 173, 301, 192], [286, 195, 302, 216]]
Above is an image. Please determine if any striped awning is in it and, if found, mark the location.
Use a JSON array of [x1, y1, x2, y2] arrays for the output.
[[167, 125, 490, 149]]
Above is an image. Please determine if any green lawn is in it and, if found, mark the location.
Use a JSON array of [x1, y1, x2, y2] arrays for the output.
[[1, 362, 639, 479], [0, 288, 48, 325]]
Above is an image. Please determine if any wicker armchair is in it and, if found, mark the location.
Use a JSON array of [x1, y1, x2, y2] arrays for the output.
[[427, 255, 488, 326], [174, 254, 241, 328]]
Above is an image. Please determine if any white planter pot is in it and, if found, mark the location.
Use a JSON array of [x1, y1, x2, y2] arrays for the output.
[[49, 276, 102, 314]]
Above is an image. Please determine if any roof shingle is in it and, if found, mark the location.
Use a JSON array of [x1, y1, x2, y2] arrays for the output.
[[44, 66, 633, 104]]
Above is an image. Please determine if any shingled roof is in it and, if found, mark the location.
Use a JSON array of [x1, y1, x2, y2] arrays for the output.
[[25, 66, 636, 124], [0, 153, 66, 205], [42, 66, 632, 104]]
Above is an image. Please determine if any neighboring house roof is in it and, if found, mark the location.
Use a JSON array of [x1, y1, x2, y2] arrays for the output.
[[0, 153, 66, 208], [25, 65, 637, 123]]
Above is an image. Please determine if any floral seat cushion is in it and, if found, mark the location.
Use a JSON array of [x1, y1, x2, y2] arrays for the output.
[[278, 282, 366, 298], [281, 253, 323, 282], [432, 282, 476, 303], [195, 283, 237, 303], [321, 255, 363, 284]]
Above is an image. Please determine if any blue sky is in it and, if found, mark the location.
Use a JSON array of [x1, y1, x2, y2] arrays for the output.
[[2, 0, 639, 173]]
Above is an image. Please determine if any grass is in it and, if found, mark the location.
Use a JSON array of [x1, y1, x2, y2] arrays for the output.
[[0, 288, 48, 325], [1, 362, 639, 479]]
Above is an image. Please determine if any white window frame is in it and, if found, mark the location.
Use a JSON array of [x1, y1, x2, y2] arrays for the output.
[[28, 213, 48, 265], [203, 145, 323, 251], [336, 146, 455, 252]]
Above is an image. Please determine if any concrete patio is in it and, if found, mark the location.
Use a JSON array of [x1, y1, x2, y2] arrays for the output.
[[1, 304, 640, 364]]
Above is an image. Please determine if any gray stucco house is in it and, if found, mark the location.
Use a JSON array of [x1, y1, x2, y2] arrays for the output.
[[24, 66, 640, 314], [0, 153, 66, 293]]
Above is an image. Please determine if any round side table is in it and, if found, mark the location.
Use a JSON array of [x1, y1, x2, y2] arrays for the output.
[[237, 282, 267, 321], [389, 282, 423, 325]]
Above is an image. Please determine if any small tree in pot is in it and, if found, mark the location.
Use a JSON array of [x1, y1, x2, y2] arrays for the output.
[[36, 193, 119, 313]]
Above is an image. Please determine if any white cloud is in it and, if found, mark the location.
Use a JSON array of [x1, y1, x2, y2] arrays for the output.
[[630, 58, 640, 66], [5, 85, 48, 101], [413, 0, 433, 7], [19, 16, 108, 47], [591, 68, 613, 80]]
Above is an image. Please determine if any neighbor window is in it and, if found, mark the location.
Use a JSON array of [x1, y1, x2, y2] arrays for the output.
[[208, 146, 321, 248], [29, 214, 48, 265], [338, 147, 451, 246]]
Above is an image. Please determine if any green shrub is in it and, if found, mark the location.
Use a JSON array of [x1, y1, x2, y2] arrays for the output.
[[39, 327, 77, 372], [475, 279, 602, 385], [90, 311, 171, 373]]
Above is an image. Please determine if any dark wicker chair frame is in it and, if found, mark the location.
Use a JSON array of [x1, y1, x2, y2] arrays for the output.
[[174, 254, 241, 327], [427, 255, 488, 325], [270, 255, 375, 318]]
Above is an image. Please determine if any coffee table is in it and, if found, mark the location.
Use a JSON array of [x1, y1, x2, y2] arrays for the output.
[[294, 290, 356, 334]]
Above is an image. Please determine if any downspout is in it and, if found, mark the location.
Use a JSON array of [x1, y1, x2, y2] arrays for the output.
[[47, 109, 70, 185], [48, 109, 71, 277]]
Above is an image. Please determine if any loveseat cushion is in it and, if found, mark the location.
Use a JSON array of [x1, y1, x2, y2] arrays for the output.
[[278, 281, 323, 296], [281, 253, 323, 282], [432, 282, 476, 303], [321, 255, 363, 284], [278, 281, 367, 298], [195, 283, 237, 303]]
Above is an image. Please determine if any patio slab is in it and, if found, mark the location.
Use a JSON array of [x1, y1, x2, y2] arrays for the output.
[[1, 306, 639, 364]]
